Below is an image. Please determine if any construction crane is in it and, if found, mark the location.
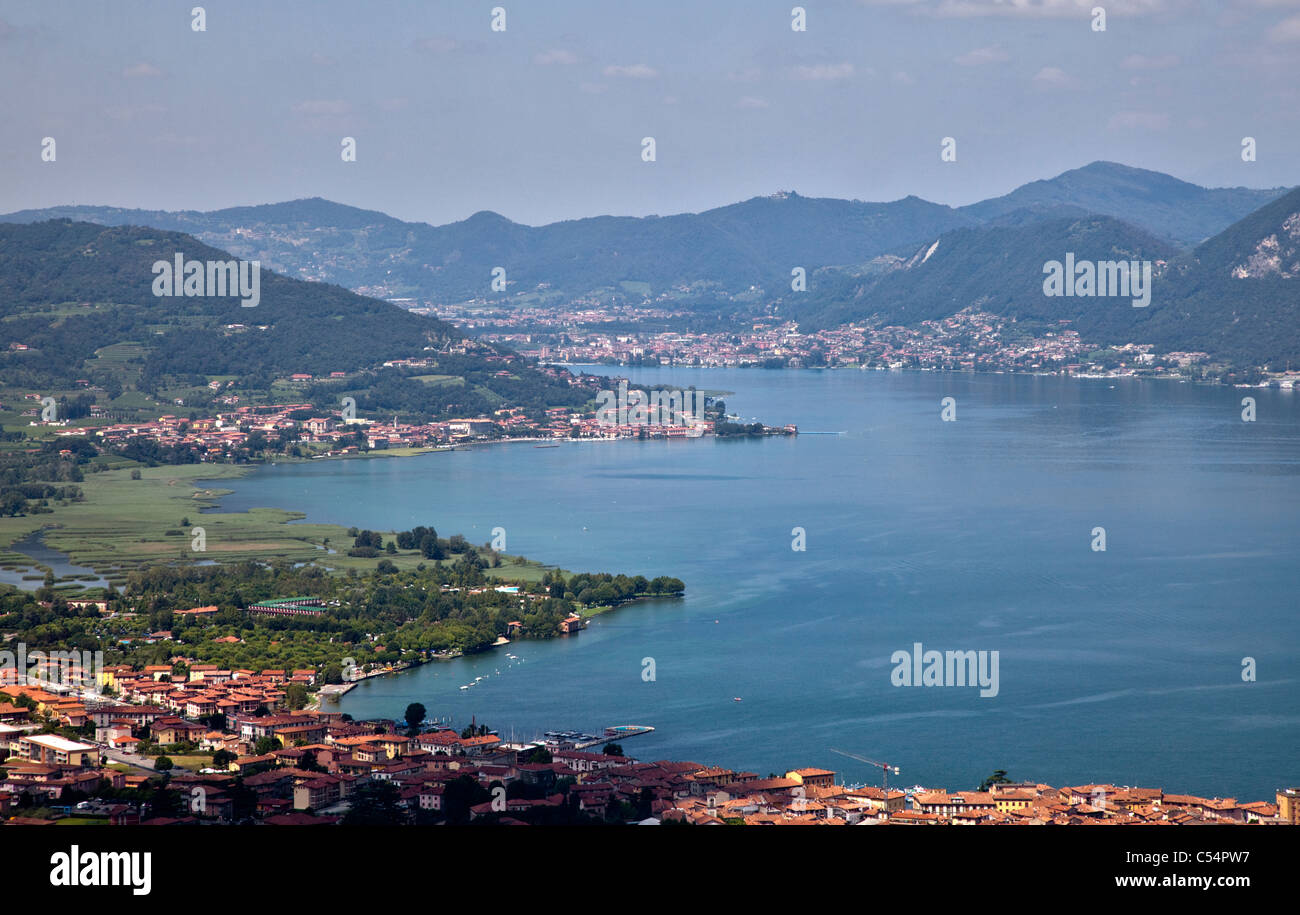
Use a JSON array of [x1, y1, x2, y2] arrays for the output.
[[829, 748, 900, 790]]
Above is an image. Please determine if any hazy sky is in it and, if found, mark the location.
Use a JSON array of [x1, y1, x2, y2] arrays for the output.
[[2, 0, 1296, 226]]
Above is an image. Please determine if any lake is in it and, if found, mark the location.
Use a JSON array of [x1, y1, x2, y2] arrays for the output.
[[213, 367, 1300, 799]]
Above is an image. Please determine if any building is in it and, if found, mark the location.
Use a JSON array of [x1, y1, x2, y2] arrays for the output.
[[1278, 788, 1300, 825], [16, 734, 98, 767], [786, 768, 836, 789]]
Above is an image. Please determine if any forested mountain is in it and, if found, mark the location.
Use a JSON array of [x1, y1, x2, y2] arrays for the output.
[[788, 186, 1300, 370], [5, 162, 1283, 306], [0, 220, 586, 417], [958, 161, 1286, 247]]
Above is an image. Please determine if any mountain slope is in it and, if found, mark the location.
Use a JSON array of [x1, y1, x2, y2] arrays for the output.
[[1141, 185, 1300, 368], [959, 161, 1288, 247], [0, 220, 587, 418], [2, 192, 979, 304], [793, 187, 1300, 368], [792, 216, 1180, 334]]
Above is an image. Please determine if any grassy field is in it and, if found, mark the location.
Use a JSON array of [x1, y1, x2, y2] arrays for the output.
[[166, 755, 216, 771], [0, 457, 556, 589]]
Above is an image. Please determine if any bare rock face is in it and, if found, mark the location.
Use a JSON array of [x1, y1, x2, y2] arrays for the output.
[[1232, 211, 1300, 279]]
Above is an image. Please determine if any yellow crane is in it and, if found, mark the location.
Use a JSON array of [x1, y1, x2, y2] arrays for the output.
[[829, 748, 900, 790]]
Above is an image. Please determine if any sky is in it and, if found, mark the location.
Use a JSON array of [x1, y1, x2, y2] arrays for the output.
[[1, 0, 1297, 227]]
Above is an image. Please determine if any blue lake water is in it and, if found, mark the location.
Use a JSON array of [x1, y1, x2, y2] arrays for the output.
[[213, 367, 1300, 799]]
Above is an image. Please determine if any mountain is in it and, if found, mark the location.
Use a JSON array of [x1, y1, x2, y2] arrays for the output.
[[959, 162, 1287, 247], [0, 220, 586, 418], [2, 163, 1295, 368], [2, 193, 979, 304], [792, 186, 1300, 369], [1140, 185, 1300, 368], [791, 215, 1180, 334]]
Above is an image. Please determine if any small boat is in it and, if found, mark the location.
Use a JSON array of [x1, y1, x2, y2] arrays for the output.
[[733, 697, 743, 702], [459, 685, 469, 690]]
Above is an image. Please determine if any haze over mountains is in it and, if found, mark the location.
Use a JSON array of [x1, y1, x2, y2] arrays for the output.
[[3, 162, 1287, 306], [3, 161, 1299, 369]]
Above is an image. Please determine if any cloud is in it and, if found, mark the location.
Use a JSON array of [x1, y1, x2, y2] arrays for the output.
[[954, 46, 1009, 65], [1032, 66, 1077, 87], [737, 96, 770, 108], [414, 36, 462, 54], [1270, 13, 1300, 40], [1121, 53, 1181, 68], [294, 99, 352, 116], [789, 62, 855, 80], [123, 62, 164, 78], [534, 48, 579, 65], [859, 0, 1172, 17], [104, 103, 167, 121], [603, 63, 659, 78], [1107, 110, 1171, 130], [892, 70, 917, 84]]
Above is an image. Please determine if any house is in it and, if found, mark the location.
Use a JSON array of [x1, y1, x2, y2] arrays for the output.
[[16, 734, 98, 767], [151, 717, 207, 746]]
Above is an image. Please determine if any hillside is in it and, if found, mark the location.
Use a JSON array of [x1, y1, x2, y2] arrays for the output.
[[1142, 185, 1300, 368], [791, 187, 1300, 369], [959, 161, 1287, 247], [791, 216, 1180, 333], [0, 220, 586, 419], [8, 162, 1281, 306]]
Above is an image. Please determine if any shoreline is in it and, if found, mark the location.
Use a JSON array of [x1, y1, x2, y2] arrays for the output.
[[561, 361, 1286, 389]]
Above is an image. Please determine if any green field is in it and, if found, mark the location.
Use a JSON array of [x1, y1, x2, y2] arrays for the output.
[[0, 457, 555, 588]]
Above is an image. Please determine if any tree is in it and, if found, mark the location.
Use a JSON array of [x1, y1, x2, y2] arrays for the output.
[[212, 750, 235, 770], [979, 770, 1013, 791], [154, 756, 174, 771], [404, 702, 427, 731], [284, 682, 309, 710], [253, 736, 281, 756], [342, 780, 405, 825], [601, 743, 624, 757]]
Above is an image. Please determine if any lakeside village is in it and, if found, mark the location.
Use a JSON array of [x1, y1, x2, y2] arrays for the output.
[[448, 301, 1298, 386], [21, 366, 794, 459], [0, 661, 1296, 825]]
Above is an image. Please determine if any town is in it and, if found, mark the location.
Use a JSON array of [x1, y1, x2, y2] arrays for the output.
[[425, 300, 1292, 386], [0, 665, 1294, 826]]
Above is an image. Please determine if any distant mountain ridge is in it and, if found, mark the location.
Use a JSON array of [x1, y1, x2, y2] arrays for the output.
[[2, 162, 1287, 306], [958, 161, 1284, 247], [791, 185, 1300, 370]]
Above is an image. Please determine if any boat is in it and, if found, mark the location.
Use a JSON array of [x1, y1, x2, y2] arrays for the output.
[[459, 685, 469, 690], [733, 697, 743, 702]]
